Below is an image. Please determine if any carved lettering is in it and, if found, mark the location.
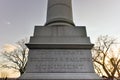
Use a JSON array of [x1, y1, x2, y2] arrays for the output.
[[28, 49, 92, 72]]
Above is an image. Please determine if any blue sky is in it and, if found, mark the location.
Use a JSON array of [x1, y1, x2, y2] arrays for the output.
[[0, 0, 120, 48]]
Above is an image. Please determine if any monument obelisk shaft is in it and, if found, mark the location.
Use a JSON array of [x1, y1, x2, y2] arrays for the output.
[[20, 0, 102, 80], [46, 0, 74, 26]]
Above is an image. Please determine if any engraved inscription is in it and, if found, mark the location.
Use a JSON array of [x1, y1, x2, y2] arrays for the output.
[[28, 49, 93, 72]]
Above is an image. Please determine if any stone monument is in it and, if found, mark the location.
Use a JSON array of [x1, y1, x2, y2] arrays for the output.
[[20, 0, 102, 80]]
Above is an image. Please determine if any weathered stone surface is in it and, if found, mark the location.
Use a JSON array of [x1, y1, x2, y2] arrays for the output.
[[45, 0, 74, 26], [20, 0, 102, 79], [20, 73, 101, 80], [26, 49, 94, 73]]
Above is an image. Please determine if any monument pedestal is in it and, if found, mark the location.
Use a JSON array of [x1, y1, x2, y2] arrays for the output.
[[19, 26, 102, 80]]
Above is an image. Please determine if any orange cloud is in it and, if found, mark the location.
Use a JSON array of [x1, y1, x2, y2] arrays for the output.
[[2, 44, 17, 53]]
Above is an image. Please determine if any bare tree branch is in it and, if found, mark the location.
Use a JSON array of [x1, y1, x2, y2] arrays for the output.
[[92, 35, 120, 79], [1, 38, 29, 75]]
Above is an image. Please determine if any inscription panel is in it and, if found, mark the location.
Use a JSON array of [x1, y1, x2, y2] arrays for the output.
[[27, 49, 94, 73]]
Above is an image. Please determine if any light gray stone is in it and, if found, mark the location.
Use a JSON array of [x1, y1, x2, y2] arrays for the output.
[[45, 0, 74, 26], [26, 49, 94, 73], [21, 73, 101, 80], [20, 0, 102, 79]]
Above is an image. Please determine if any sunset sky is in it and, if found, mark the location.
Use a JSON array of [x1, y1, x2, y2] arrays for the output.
[[0, 0, 120, 47]]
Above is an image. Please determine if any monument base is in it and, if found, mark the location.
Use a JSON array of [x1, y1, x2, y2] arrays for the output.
[[20, 73, 102, 80], [19, 25, 103, 80]]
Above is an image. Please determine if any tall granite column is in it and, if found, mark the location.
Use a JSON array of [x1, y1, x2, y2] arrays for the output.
[[45, 0, 74, 26], [20, 0, 102, 80]]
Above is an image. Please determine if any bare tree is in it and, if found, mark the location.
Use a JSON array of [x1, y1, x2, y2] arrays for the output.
[[1, 38, 29, 75], [92, 35, 120, 80]]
